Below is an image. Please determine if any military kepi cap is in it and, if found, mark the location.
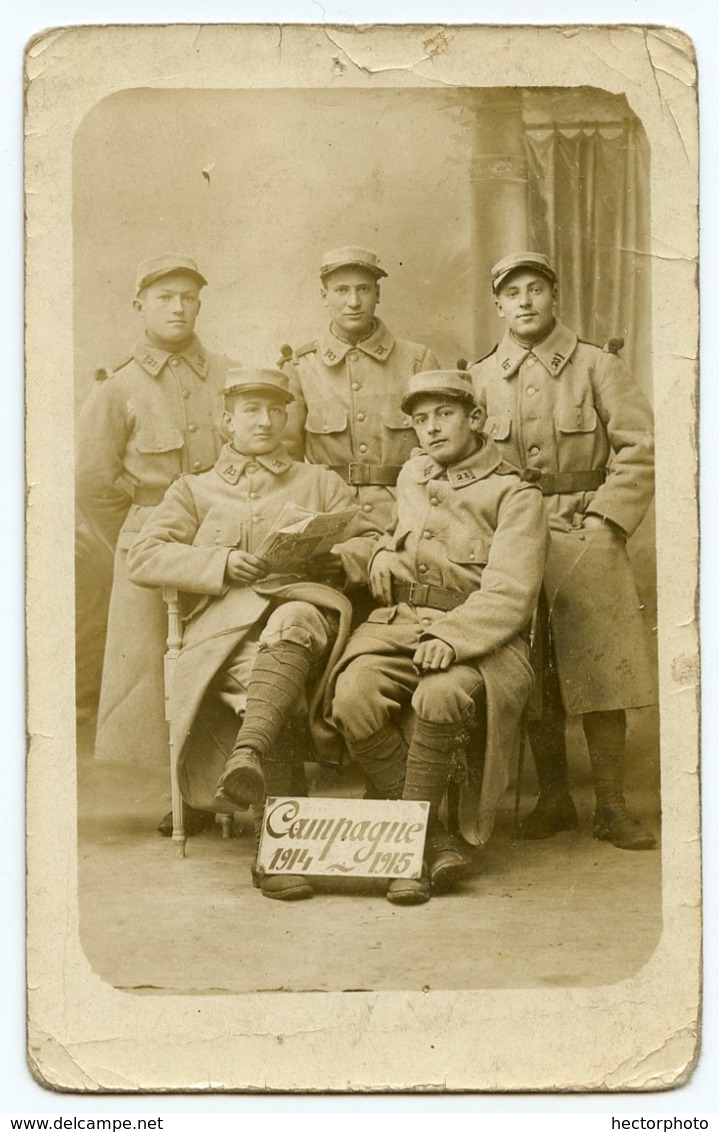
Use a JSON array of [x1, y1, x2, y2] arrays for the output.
[[320, 245, 388, 280], [401, 370, 477, 414], [135, 254, 208, 296], [490, 252, 556, 294], [223, 367, 295, 405]]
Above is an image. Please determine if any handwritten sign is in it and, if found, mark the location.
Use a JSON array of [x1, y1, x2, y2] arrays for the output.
[[256, 796, 429, 879]]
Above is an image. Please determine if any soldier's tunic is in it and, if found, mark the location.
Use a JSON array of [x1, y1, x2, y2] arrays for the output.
[[332, 438, 549, 844], [76, 333, 238, 764], [470, 319, 656, 715], [281, 318, 438, 529], [127, 444, 381, 807]]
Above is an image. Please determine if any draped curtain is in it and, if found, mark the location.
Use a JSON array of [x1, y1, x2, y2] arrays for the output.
[[524, 118, 651, 393]]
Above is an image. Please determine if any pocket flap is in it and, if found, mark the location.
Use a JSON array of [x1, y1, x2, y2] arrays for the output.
[[305, 403, 348, 435], [135, 426, 185, 453], [485, 415, 512, 441], [556, 406, 597, 434], [383, 407, 415, 431], [447, 538, 491, 566]]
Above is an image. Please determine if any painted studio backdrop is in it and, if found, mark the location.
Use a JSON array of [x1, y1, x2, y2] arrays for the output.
[[73, 84, 655, 736]]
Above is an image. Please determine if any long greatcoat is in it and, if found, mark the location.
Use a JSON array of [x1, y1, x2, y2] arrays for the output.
[[470, 319, 656, 714], [76, 333, 238, 763], [280, 319, 438, 529], [127, 445, 381, 805], [330, 437, 550, 844]]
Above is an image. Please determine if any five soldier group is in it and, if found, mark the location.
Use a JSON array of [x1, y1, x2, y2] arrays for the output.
[[76, 243, 657, 905]]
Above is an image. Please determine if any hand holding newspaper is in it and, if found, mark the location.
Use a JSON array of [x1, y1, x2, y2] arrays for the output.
[[253, 503, 359, 575]]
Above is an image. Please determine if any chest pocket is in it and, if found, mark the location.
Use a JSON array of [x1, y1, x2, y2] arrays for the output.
[[305, 403, 348, 435], [383, 408, 415, 432], [446, 536, 492, 567], [134, 426, 185, 454], [485, 416, 512, 442], [556, 406, 597, 434]]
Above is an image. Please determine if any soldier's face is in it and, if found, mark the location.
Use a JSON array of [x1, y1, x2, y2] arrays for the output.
[[322, 268, 379, 339], [494, 270, 556, 345], [411, 396, 485, 467], [223, 391, 288, 455], [134, 272, 202, 348]]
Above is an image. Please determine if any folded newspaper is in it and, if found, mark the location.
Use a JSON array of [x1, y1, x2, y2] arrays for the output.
[[253, 503, 359, 574]]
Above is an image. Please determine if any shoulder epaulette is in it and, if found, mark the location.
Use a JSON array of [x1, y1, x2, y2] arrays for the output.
[[93, 357, 131, 381], [471, 344, 499, 366], [494, 460, 524, 479], [577, 337, 602, 350], [295, 340, 318, 358]]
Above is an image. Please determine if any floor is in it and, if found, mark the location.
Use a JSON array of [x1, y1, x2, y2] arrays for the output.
[[76, 709, 663, 995]]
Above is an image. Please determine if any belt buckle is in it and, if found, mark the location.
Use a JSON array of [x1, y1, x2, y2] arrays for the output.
[[407, 581, 431, 607], [347, 461, 368, 486]]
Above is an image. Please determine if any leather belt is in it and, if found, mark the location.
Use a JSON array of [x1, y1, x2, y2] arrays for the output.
[[131, 486, 168, 507], [329, 462, 402, 487], [391, 580, 469, 612], [522, 468, 607, 495]]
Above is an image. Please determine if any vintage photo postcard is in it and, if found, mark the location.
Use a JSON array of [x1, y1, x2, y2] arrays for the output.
[[25, 23, 699, 1092]]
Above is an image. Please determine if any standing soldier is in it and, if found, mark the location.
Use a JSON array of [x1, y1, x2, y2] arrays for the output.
[[470, 252, 657, 851], [76, 254, 240, 833], [279, 245, 439, 531]]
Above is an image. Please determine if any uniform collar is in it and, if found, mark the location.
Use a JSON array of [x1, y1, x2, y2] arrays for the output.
[[132, 334, 210, 379], [414, 435, 503, 488], [495, 320, 577, 380], [214, 443, 294, 485], [318, 318, 395, 366]]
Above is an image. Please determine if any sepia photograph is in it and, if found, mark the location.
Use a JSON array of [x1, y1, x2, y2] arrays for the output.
[[24, 21, 700, 1093]]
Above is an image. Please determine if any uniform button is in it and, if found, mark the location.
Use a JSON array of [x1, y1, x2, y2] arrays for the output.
[[249, 492, 258, 500], [351, 382, 361, 391], [528, 445, 540, 456], [356, 412, 366, 422], [246, 463, 258, 474], [430, 498, 439, 506], [469, 552, 475, 560], [421, 618, 430, 627], [362, 504, 372, 513], [349, 351, 359, 361], [423, 531, 433, 539], [188, 423, 197, 433], [526, 387, 536, 397], [419, 564, 428, 574], [169, 356, 180, 366], [182, 389, 191, 399], [193, 461, 202, 470], [358, 444, 368, 454], [526, 356, 537, 367], [252, 516, 261, 523]]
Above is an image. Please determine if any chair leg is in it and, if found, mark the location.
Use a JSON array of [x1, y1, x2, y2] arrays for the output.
[[170, 739, 187, 858]]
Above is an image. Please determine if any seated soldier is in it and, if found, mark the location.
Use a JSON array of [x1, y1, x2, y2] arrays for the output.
[[127, 367, 381, 901], [332, 370, 550, 905]]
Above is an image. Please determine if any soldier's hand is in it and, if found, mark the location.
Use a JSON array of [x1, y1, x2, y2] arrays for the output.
[[369, 550, 396, 604], [304, 551, 346, 584], [413, 638, 456, 673], [225, 549, 268, 584]]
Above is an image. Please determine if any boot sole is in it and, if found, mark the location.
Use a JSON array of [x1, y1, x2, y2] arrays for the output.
[[261, 877, 313, 901], [430, 854, 468, 894], [386, 879, 431, 906], [518, 812, 579, 840], [593, 828, 657, 850], [215, 767, 265, 809]]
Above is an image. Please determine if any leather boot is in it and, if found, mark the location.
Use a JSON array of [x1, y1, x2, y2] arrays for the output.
[[585, 710, 657, 851]]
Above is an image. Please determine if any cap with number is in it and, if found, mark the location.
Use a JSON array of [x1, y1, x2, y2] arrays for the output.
[[320, 245, 388, 280], [135, 254, 208, 296], [490, 252, 556, 294]]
